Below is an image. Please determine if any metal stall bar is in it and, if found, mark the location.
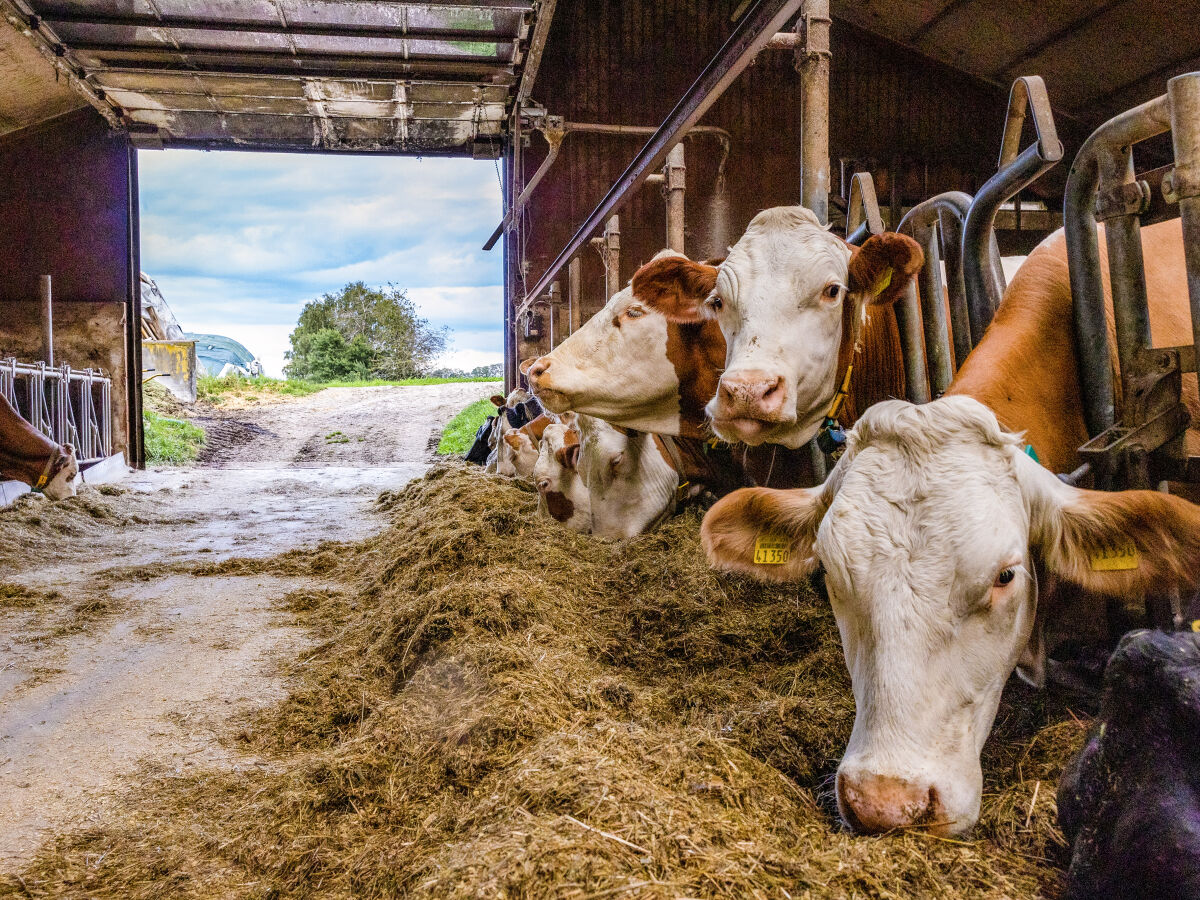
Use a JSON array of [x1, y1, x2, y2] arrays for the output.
[[847, 172, 930, 405], [898, 191, 973, 394], [0, 358, 113, 465], [962, 76, 1063, 346], [1069, 74, 1200, 491], [518, 0, 805, 314], [1168, 74, 1200, 372], [1065, 93, 1171, 439]]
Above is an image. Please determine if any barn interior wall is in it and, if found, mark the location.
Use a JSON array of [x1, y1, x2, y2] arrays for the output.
[[510, 0, 1090, 361], [0, 108, 140, 461]]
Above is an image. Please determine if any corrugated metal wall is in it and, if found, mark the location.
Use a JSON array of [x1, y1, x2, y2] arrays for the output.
[[509, 1, 1088, 363]]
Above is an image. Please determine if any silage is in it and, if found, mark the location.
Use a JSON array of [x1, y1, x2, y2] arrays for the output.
[[4, 462, 1086, 899]]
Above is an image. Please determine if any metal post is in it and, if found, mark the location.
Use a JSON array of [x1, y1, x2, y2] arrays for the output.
[[604, 215, 621, 300], [549, 281, 564, 348], [665, 142, 687, 253], [40, 275, 53, 368], [568, 256, 582, 334], [1168, 73, 1200, 365], [797, 0, 831, 223]]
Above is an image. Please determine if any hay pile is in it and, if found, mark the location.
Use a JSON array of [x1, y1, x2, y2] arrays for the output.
[[6, 463, 1085, 898], [0, 485, 136, 572]]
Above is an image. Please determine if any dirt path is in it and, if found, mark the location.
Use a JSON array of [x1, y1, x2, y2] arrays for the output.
[[0, 382, 493, 869]]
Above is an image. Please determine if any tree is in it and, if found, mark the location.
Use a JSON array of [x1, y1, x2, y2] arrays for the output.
[[284, 282, 449, 381]]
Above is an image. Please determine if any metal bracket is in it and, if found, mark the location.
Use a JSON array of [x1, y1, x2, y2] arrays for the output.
[[1163, 164, 1200, 203], [999, 75, 1064, 169], [845, 171, 884, 243], [1096, 179, 1152, 221]]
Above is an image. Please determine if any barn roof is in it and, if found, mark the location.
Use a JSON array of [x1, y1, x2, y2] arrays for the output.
[[0, 1, 1192, 152], [0, 0, 549, 155], [833, 0, 1197, 129]]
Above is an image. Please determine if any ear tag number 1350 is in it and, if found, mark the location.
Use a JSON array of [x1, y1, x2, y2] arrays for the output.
[[1089, 542, 1140, 571], [754, 534, 792, 565]]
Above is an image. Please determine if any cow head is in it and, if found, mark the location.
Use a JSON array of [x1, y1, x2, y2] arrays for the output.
[[526, 251, 726, 438], [637, 207, 920, 448], [42, 443, 79, 500], [702, 396, 1200, 835], [533, 422, 591, 532], [575, 415, 677, 540]]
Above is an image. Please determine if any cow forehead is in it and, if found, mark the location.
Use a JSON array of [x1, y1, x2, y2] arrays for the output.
[[818, 436, 1030, 601], [723, 217, 851, 301]]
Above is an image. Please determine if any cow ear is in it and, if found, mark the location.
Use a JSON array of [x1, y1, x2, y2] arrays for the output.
[[847, 233, 923, 307], [631, 256, 719, 324], [555, 443, 580, 470], [1026, 459, 1200, 599], [503, 433, 522, 450], [490, 394, 506, 407], [701, 486, 826, 583]]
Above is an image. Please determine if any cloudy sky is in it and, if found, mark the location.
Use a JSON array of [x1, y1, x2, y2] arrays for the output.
[[139, 149, 504, 378]]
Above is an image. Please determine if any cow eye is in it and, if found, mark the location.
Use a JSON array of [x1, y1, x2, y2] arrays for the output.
[[625, 306, 645, 318], [706, 295, 723, 311], [822, 283, 844, 302], [995, 568, 1016, 587]]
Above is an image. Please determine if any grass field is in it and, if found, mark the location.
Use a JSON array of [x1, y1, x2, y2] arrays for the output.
[[143, 408, 206, 465], [436, 397, 495, 455]]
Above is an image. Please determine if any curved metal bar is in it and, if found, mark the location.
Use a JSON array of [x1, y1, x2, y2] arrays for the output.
[[1064, 92, 1171, 437], [962, 76, 1064, 346], [898, 191, 973, 395]]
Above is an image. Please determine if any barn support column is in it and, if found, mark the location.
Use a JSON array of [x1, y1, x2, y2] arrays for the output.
[[568, 257, 582, 335], [1168, 73, 1200, 362], [797, 0, 831, 224], [665, 143, 687, 253]]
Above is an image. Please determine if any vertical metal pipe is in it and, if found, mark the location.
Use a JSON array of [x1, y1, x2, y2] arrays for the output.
[[568, 256, 582, 334], [913, 222, 953, 395], [604, 215, 621, 300], [665, 142, 687, 253], [1168, 73, 1200, 364], [895, 282, 931, 404], [1102, 148, 1152, 381], [798, 0, 831, 223], [40, 275, 53, 368]]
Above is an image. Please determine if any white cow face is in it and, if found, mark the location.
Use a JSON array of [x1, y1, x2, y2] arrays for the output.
[[527, 251, 723, 436], [702, 396, 1200, 835], [533, 422, 591, 532], [576, 415, 677, 540], [638, 207, 921, 449]]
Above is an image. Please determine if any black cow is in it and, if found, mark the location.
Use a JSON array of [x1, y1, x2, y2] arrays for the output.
[[1058, 629, 1200, 900]]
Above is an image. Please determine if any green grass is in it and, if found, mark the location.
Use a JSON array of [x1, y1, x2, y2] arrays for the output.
[[436, 398, 495, 455], [197, 373, 501, 404], [143, 409, 206, 465]]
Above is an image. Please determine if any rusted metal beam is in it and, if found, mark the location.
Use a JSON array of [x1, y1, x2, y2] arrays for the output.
[[798, 0, 830, 223], [520, 0, 804, 308], [515, 0, 557, 106], [0, 0, 122, 127], [66, 43, 512, 66], [83, 58, 518, 83], [39, 11, 514, 43]]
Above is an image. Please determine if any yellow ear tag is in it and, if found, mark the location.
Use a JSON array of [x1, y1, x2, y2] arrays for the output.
[[872, 267, 893, 296], [1089, 543, 1140, 571], [754, 534, 792, 565], [1191, 620, 1200, 633]]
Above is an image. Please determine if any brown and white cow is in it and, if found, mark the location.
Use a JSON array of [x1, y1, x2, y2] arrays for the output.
[[533, 420, 591, 532], [632, 207, 922, 449], [701, 217, 1200, 836], [0, 393, 79, 500], [501, 413, 554, 480]]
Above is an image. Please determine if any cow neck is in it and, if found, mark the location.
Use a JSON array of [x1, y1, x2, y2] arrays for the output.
[[665, 319, 725, 438], [653, 434, 750, 499], [0, 444, 68, 489], [839, 301, 904, 427]]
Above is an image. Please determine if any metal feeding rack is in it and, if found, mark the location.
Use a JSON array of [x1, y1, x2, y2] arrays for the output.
[[0, 358, 112, 466]]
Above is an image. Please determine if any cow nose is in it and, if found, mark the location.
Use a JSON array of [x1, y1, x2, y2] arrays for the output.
[[537, 478, 551, 492], [837, 772, 946, 834], [527, 357, 550, 384], [717, 370, 786, 419]]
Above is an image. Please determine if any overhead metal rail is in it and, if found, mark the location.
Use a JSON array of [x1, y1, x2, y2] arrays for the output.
[[517, 0, 806, 315], [3, 0, 552, 155], [0, 358, 112, 466]]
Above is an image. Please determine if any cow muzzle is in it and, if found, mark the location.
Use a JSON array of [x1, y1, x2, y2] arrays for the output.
[[708, 369, 790, 442], [836, 771, 955, 836], [526, 357, 571, 413]]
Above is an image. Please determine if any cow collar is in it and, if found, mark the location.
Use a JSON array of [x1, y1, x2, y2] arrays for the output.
[[652, 433, 693, 504], [816, 297, 865, 459], [34, 451, 61, 490]]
